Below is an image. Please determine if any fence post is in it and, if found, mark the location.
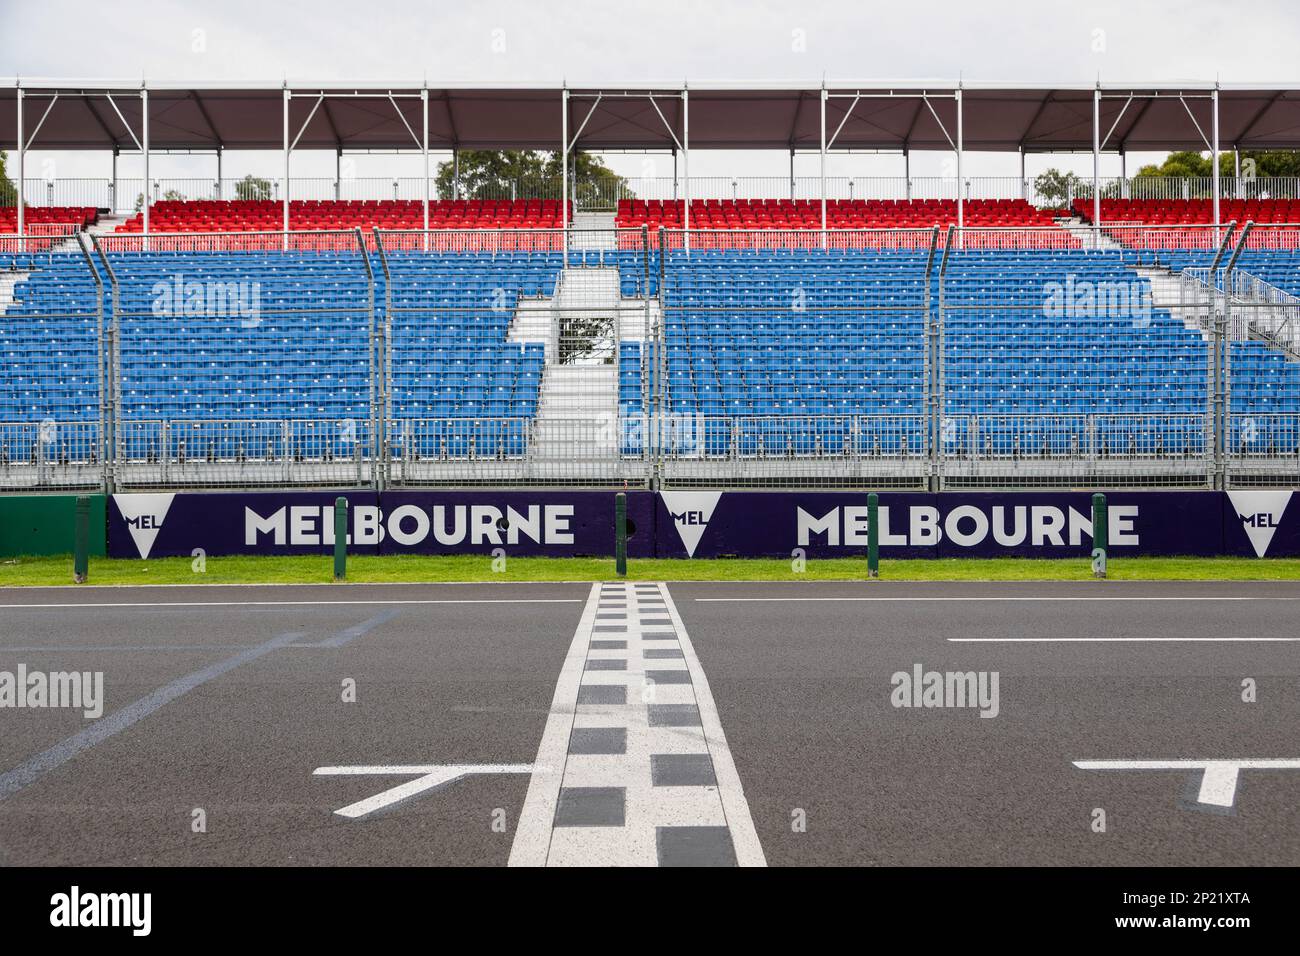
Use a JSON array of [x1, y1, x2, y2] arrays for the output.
[[73, 495, 90, 584], [1091, 493, 1108, 579], [615, 492, 628, 577], [333, 496, 348, 581], [867, 492, 880, 579]]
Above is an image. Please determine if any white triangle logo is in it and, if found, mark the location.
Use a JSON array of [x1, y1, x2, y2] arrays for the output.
[[113, 493, 176, 559], [660, 491, 722, 558], [1226, 490, 1292, 558]]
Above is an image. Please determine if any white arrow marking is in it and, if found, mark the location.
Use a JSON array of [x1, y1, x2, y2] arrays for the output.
[[313, 763, 538, 819], [1073, 759, 1300, 807]]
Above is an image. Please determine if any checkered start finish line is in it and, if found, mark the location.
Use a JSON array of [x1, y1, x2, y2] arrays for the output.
[[509, 582, 766, 867]]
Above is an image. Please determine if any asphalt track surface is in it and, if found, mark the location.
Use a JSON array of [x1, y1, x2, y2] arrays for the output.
[[1, 580, 1297, 866]]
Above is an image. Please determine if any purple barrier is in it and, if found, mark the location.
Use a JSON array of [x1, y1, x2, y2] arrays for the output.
[[107, 489, 1300, 559], [108, 490, 656, 559]]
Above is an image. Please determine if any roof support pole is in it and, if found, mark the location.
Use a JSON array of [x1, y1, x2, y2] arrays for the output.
[[1233, 146, 1240, 199], [215, 146, 222, 199], [335, 149, 341, 201], [421, 87, 429, 250], [282, 86, 290, 249], [1212, 85, 1221, 242], [561, 86, 568, 265], [904, 148, 911, 201], [955, 87, 963, 249], [111, 147, 118, 213], [15, 85, 23, 246], [1019, 148, 1026, 200], [141, 85, 149, 249], [682, 86, 690, 253], [820, 85, 828, 246], [1092, 86, 1102, 248], [789, 148, 794, 200]]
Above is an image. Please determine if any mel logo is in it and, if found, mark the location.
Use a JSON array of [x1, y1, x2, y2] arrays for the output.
[[1226, 490, 1293, 558], [659, 491, 722, 557], [112, 494, 177, 559]]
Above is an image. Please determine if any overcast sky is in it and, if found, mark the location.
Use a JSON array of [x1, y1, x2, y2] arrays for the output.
[[6, 0, 1299, 187]]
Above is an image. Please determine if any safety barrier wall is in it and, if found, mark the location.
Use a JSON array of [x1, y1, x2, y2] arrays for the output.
[[0, 494, 106, 557], [104, 489, 1298, 559]]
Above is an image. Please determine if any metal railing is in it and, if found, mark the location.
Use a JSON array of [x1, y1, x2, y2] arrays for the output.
[[9, 175, 1300, 214]]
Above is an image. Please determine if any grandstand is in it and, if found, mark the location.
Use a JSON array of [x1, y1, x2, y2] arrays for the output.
[[4, 80, 1300, 492]]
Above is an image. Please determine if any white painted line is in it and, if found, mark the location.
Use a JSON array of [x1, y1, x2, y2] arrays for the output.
[[0, 630, 305, 801], [0, 599, 582, 610], [510, 583, 601, 867], [1073, 759, 1300, 808], [659, 583, 766, 868], [313, 764, 535, 819], [510, 582, 766, 867], [950, 637, 1300, 643], [696, 596, 1300, 603]]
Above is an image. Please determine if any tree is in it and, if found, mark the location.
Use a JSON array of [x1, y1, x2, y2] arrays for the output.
[[1032, 168, 1123, 208], [1033, 168, 1085, 208], [234, 175, 273, 201], [0, 150, 15, 207], [434, 149, 629, 205], [1133, 149, 1300, 198], [135, 188, 187, 213]]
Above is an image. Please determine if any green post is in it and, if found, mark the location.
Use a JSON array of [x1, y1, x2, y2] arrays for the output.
[[1092, 492, 1108, 579], [73, 495, 90, 584], [615, 492, 628, 577], [867, 492, 880, 579], [333, 496, 348, 582]]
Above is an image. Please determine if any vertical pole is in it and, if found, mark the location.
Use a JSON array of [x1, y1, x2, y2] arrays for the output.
[[111, 147, 119, 213], [73, 495, 90, 584], [282, 86, 290, 249], [867, 492, 880, 578], [421, 87, 430, 251], [141, 85, 149, 245], [789, 147, 795, 200], [335, 148, 341, 201], [1120, 148, 1128, 199], [682, 87, 690, 252], [672, 147, 678, 201], [955, 88, 963, 248], [904, 148, 910, 201], [614, 492, 628, 577], [1233, 147, 1240, 199], [215, 146, 222, 199], [333, 496, 348, 581], [1212, 86, 1221, 242], [453, 148, 460, 197], [1092, 86, 1102, 248], [15, 85, 23, 247], [561, 87, 568, 264], [1091, 493, 1108, 579], [820, 85, 828, 243]]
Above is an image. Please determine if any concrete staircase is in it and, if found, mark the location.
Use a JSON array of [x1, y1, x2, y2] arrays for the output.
[[1133, 265, 1211, 339], [569, 211, 616, 249], [528, 264, 624, 459], [0, 271, 31, 316], [531, 363, 619, 459], [87, 214, 130, 236], [1061, 217, 1125, 251]]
